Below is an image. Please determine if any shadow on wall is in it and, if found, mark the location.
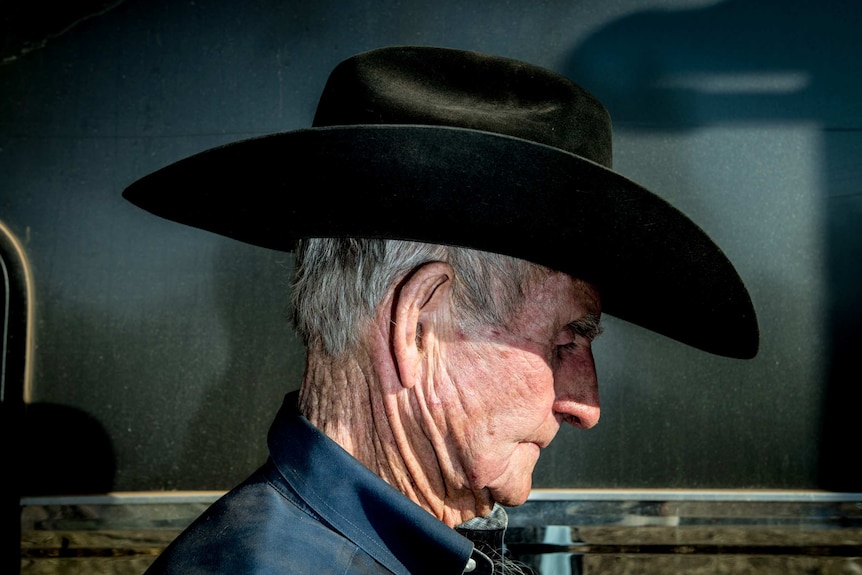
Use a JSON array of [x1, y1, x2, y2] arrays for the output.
[[21, 403, 116, 496], [563, 0, 861, 491], [563, 0, 860, 129], [174, 240, 304, 491]]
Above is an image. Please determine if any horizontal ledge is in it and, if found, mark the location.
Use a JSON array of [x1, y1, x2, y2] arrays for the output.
[[20, 489, 862, 507], [526, 489, 862, 502], [507, 542, 862, 558], [21, 491, 227, 506]]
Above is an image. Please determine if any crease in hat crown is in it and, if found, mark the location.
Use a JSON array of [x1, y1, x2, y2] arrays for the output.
[[312, 46, 614, 169]]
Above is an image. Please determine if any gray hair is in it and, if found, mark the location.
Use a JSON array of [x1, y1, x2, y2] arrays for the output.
[[291, 238, 547, 356]]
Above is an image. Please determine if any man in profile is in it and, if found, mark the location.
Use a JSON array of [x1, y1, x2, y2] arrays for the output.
[[125, 46, 758, 575]]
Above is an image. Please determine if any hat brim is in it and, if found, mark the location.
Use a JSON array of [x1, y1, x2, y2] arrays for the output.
[[123, 125, 758, 358]]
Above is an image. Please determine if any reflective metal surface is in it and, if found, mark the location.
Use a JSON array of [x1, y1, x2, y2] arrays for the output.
[[20, 491, 862, 574], [509, 491, 862, 574]]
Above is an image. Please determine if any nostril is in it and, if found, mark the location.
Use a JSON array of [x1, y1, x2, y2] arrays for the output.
[[559, 406, 600, 429], [563, 414, 581, 428], [554, 396, 601, 429]]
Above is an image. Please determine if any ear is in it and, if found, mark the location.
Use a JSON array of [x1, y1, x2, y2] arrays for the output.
[[391, 262, 454, 389]]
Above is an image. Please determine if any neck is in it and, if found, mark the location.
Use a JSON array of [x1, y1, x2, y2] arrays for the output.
[[298, 343, 494, 527]]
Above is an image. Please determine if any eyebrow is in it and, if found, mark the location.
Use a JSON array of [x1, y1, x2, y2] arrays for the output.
[[567, 313, 603, 342]]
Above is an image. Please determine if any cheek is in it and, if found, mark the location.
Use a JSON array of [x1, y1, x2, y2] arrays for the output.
[[439, 343, 554, 441], [505, 354, 556, 405], [485, 360, 556, 432]]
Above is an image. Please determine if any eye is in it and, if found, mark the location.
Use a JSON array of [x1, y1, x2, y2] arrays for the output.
[[555, 327, 579, 350], [555, 339, 578, 358], [558, 316, 603, 352]]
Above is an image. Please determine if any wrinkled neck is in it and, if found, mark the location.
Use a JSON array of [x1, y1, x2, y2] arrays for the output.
[[298, 342, 495, 527]]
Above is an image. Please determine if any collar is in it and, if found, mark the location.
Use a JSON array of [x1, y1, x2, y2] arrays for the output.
[[267, 392, 476, 575], [457, 505, 510, 575]]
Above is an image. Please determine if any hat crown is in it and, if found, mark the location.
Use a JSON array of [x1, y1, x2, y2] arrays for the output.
[[312, 46, 613, 169]]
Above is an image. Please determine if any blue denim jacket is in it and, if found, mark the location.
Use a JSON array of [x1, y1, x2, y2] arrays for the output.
[[144, 392, 504, 574]]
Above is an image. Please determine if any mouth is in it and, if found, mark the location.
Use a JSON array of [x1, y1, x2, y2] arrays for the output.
[[528, 420, 561, 451], [532, 430, 559, 450], [529, 439, 549, 450]]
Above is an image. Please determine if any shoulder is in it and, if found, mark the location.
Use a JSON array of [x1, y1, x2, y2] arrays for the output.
[[144, 465, 391, 574]]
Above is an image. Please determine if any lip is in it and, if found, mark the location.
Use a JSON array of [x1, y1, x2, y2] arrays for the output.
[[528, 419, 561, 450], [533, 429, 560, 450]]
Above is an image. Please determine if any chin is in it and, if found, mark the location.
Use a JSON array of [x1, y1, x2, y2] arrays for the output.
[[493, 488, 531, 507], [485, 447, 540, 506], [490, 477, 533, 507]]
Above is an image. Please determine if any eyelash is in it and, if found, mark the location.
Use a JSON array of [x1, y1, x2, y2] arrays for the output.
[[557, 341, 579, 354]]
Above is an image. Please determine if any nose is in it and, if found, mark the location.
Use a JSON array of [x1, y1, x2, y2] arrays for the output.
[[553, 347, 600, 429]]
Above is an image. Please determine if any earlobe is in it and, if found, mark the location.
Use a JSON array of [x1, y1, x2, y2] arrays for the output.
[[391, 262, 453, 389]]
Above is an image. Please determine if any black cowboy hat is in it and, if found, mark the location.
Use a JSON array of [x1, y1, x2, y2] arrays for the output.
[[123, 46, 759, 359]]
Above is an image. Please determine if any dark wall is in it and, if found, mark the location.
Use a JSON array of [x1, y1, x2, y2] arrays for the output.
[[1, 0, 859, 493]]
